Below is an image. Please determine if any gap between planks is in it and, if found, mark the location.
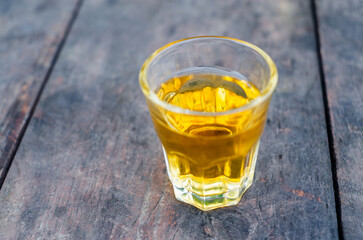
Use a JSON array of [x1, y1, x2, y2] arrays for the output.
[[310, 0, 344, 239], [0, 0, 84, 190]]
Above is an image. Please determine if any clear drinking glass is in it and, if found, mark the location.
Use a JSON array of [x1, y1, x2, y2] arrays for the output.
[[139, 36, 278, 211]]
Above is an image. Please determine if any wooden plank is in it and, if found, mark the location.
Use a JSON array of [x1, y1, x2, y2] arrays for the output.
[[0, 0, 81, 187], [0, 0, 338, 239], [315, 0, 363, 238]]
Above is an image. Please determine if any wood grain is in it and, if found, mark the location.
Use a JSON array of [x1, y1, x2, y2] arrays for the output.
[[0, 0, 81, 187], [315, 0, 363, 238], [0, 0, 338, 239]]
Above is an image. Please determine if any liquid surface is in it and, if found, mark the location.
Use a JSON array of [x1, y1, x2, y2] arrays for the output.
[[157, 72, 261, 113], [150, 69, 268, 210]]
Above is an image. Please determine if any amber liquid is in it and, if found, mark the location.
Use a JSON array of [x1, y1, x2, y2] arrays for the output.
[[149, 68, 269, 210]]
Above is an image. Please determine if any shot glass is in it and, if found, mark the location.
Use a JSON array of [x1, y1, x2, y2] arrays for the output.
[[139, 36, 278, 211]]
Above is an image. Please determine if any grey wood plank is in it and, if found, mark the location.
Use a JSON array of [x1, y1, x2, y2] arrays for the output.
[[315, 0, 363, 238], [0, 0, 81, 187], [0, 0, 338, 239]]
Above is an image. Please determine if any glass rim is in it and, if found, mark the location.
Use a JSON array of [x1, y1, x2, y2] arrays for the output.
[[139, 36, 278, 116]]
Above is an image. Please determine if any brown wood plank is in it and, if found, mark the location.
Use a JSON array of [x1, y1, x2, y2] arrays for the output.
[[315, 0, 363, 238], [0, 0, 81, 187], [0, 0, 338, 239]]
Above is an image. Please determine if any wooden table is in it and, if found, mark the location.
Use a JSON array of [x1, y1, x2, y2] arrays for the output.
[[0, 0, 362, 239]]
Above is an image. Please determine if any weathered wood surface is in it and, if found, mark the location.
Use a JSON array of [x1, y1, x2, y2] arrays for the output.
[[0, 0, 81, 187], [0, 0, 338, 239], [316, 0, 363, 238]]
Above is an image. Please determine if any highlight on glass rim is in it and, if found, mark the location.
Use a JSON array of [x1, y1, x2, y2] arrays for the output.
[[139, 36, 278, 211]]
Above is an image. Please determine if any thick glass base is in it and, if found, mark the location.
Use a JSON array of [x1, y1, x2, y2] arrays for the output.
[[173, 176, 253, 211], [164, 141, 260, 211]]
